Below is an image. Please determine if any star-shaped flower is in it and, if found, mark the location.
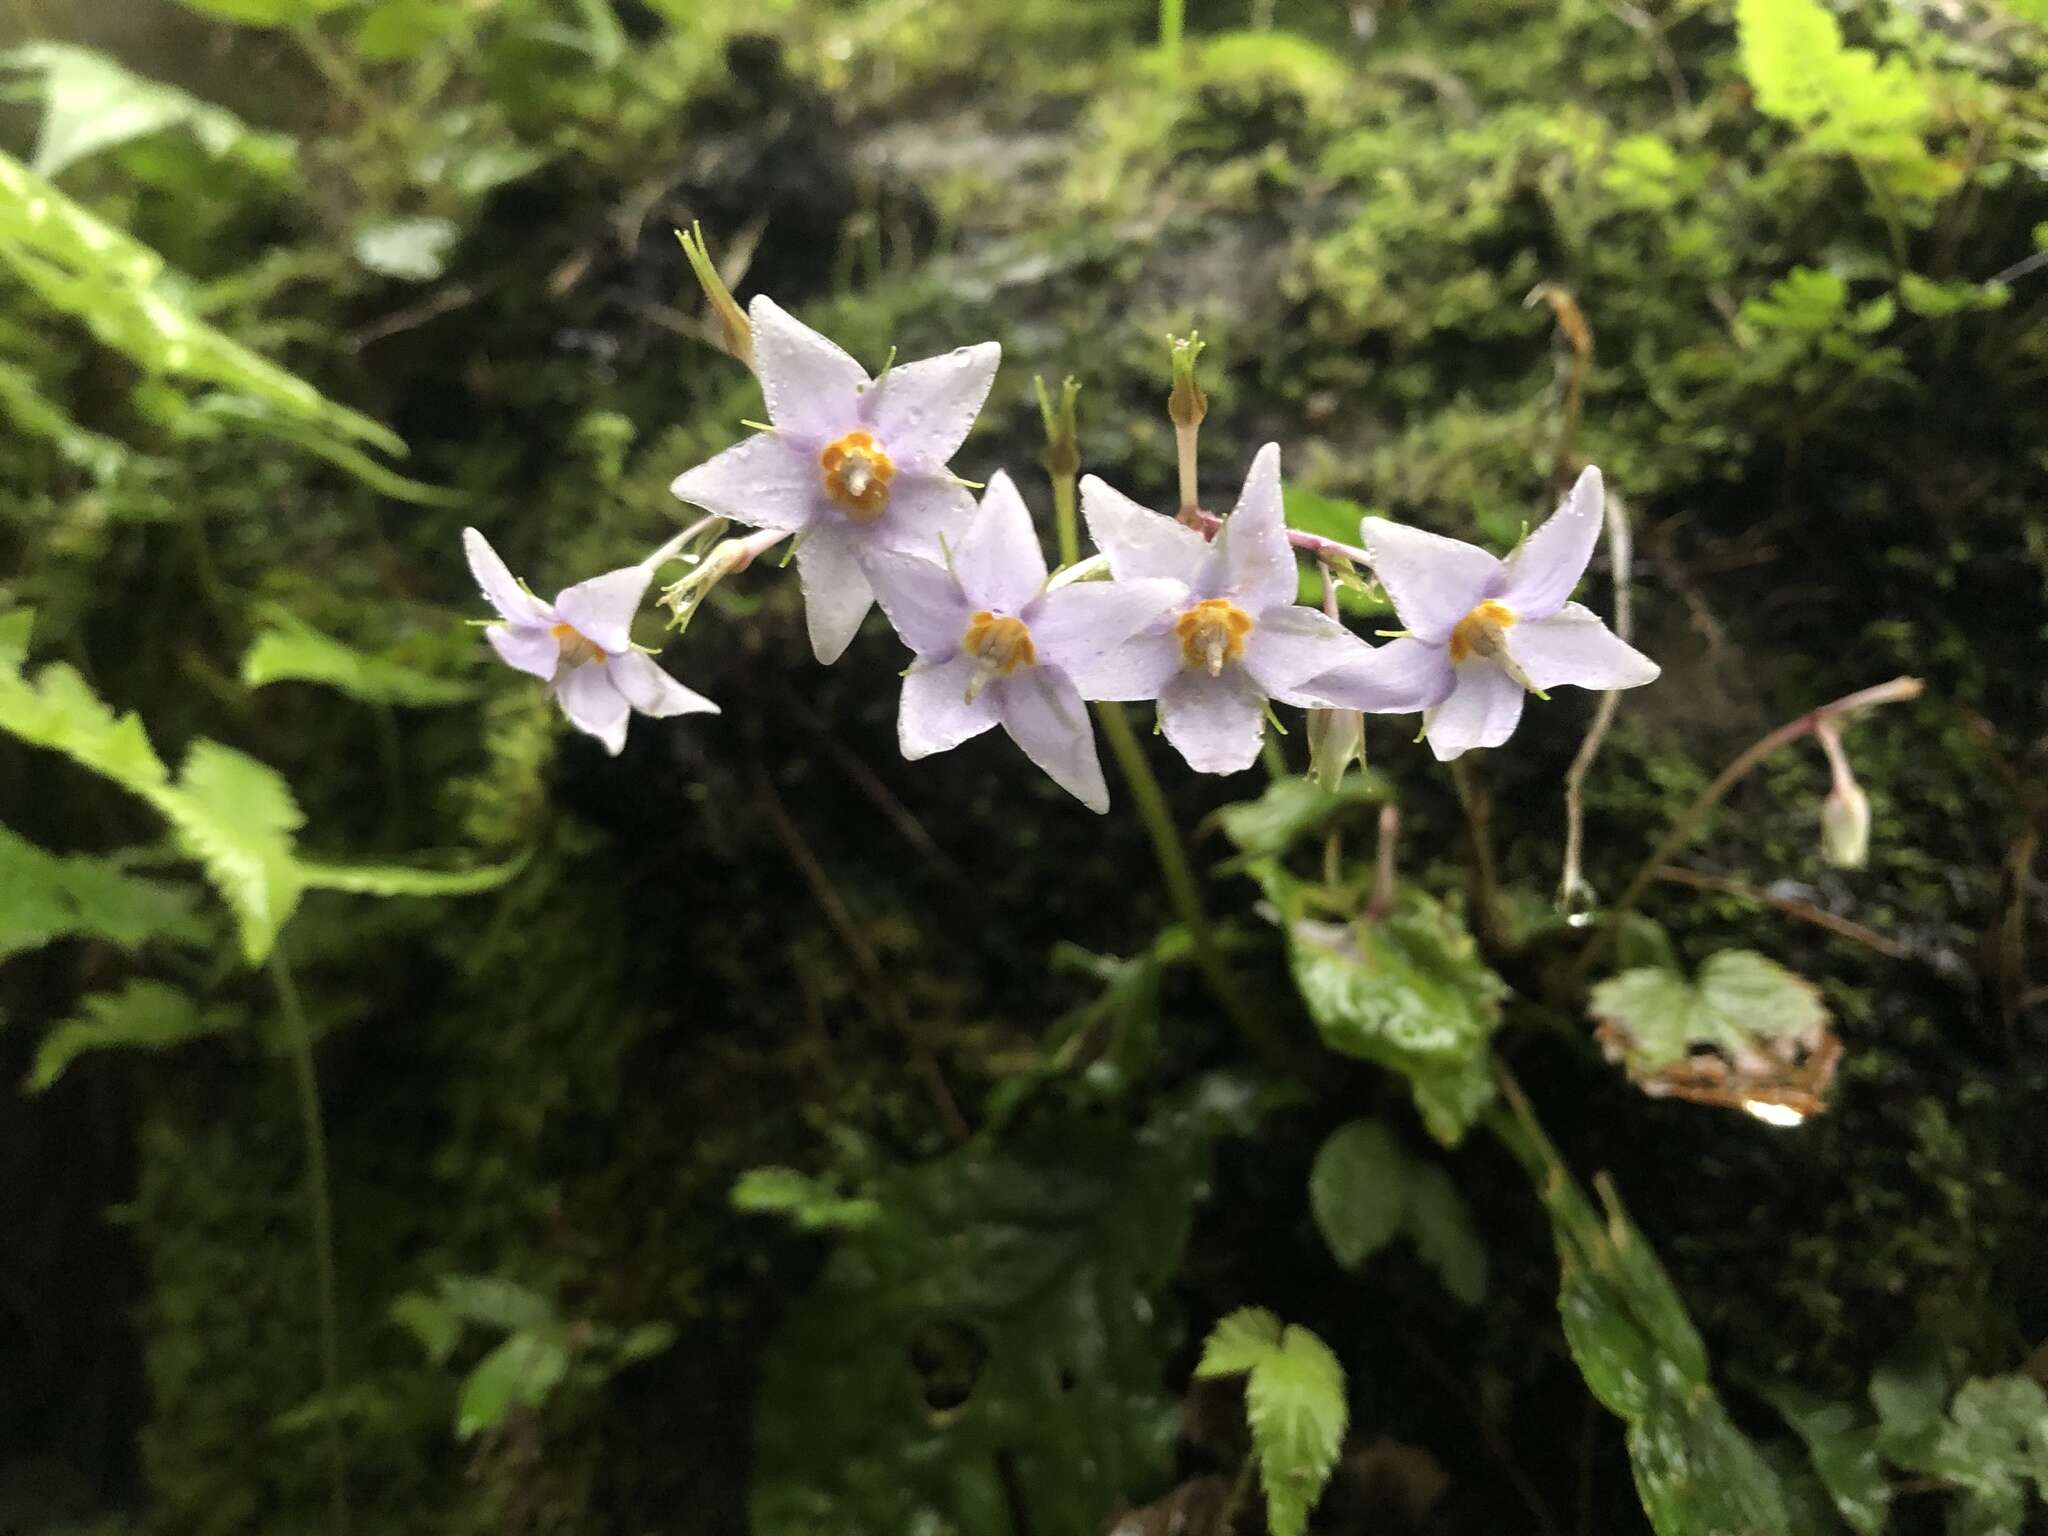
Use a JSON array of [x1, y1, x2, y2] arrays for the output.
[[668, 296, 1000, 665], [463, 528, 717, 755], [1079, 443, 1410, 775], [1322, 467, 1658, 761], [864, 472, 1186, 812]]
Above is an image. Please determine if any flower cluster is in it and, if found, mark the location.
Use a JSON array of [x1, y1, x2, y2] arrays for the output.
[[462, 291, 1658, 798]]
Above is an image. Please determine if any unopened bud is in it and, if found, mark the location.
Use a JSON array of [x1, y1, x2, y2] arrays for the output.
[[1821, 780, 1870, 869], [1306, 707, 1364, 791], [1035, 374, 1081, 482], [677, 223, 755, 374], [1166, 332, 1207, 429]]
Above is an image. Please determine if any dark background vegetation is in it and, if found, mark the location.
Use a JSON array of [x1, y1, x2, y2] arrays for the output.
[[0, 0, 2044, 1531]]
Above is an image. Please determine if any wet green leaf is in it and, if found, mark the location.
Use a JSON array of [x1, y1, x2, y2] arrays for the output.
[[1628, 1362, 1794, 1536], [1759, 1382, 1890, 1535], [751, 1095, 1229, 1536], [1590, 950, 1828, 1075], [1283, 885, 1505, 1144]]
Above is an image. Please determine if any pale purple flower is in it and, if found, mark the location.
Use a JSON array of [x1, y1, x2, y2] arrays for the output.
[[1316, 467, 1658, 761], [463, 528, 717, 756], [668, 295, 999, 665], [864, 472, 1185, 813], [1079, 443, 1414, 776]]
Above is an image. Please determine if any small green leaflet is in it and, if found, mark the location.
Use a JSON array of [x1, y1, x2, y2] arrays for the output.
[[1308, 1118, 1485, 1304], [1, 44, 297, 181], [730, 1167, 881, 1232], [456, 1333, 568, 1440], [241, 607, 480, 707], [168, 0, 351, 28], [27, 979, 241, 1092], [0, 626, 519, 964], [1213, 771, 1390, 861], [0, 149, 418, 486], [0, 824, 204, 962], [1589, 950, 1827, 1075], [1194, 1308, 1348, 1536]]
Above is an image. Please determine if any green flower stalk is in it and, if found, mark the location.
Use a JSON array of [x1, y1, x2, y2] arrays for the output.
[[1166, 332, 1207, 515]]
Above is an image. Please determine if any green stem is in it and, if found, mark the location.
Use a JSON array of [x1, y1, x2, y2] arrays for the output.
[[1094, 702, 1290, 1071], [1051, 471, 1081, 567], [1158, 0, 1184, 60], [270, 949, 350, 1536], [1051, 458, 1288, 1071]]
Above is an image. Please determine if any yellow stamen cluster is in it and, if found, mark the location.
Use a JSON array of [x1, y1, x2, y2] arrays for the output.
[[819, 430, 895, 521], [1175, 598, 1254, 676], [962, 611, 1036, 674], [551, 622, 606, 667], [1447, 600, 1516, 665]]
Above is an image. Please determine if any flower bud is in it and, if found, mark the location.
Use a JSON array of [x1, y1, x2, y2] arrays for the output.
[[1166, 332, 1207, 429], [1035, 374, 1081, 482], [677, 223, 755, 374], [1821, 779, 1870, 869], [1306, 706, 1364, 791]]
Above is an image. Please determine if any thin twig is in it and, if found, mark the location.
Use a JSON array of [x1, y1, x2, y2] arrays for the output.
[[752, 768, 970, 1142], [1588, 676, 1924, 969], [1651, 865, 1910, 960]]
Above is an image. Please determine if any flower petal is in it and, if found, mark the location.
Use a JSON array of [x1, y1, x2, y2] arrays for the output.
[[998, 667, 1108, 813], [1309, 635, 1455, 715], [1159, 670, 1266, 775], [1028, 578, 1187, 676], [862, 341, 1000, 471], [865, 471, 978, 557], [952, 471, 1049, 614], [606, 651, 719, 718], [1423, 662, 1525, 761], [796, 523, 875, 664], [463, 528, 551, 626], [865, 548, 972, 656], [1359, 517, 1501, 645], [554, 663, 631, 755], [1080, 475, 1209, 585], [1217, 443, 1297, 613], [1067, 626, 1180, 703], [668, 431, 821, 532], [552, 563, 652, 655], [1499, 465, 1604, 619], [1239, 604, 1374, 707], [486, 622, 562, 680], [1505, 602, 1659, 691], [899, 650, 999, 759], [749, 295, 868, 444]]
